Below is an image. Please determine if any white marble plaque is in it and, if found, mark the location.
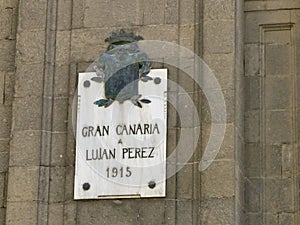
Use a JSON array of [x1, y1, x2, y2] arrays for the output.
[[74, 69, 167, 199]]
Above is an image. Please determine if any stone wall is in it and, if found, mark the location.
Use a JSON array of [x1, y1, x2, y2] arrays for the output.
[[244, 1, 300, 224], [0, 0, 298, 224], [0, 0, 17, 223]]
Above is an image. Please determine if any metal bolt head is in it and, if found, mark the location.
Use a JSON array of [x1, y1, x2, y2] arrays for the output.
[[83, 182, 90, 191], [154, 77, 161, 84], [83, 80, 91, 88], [148, 180, 156, 189]]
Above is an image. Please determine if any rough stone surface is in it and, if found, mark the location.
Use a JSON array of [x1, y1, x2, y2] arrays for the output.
[[201, 161, 235, 198], [0, 0, 298, 225]]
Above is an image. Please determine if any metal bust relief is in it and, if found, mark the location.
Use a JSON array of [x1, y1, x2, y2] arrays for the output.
[[91, 29, 152, 108]]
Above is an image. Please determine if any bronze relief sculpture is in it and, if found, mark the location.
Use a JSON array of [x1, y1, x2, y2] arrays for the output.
[[92, 29, 152, 108]]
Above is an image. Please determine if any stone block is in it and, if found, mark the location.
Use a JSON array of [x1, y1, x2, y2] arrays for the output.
[[137, 25, 178, 43], [142, 0, 164, 25], [179, 0, 195, 24], [77, 200, 140, 225], [165, 64, 178, 92], [202, 88, 234, 123], [265, 29, 290, 45], [201, 160, 234, 198], [176, 163, 194, 199], [235, 201, 245, 225], [0, 0, 18, 8], [202, 123, 234, 160], [279, 213, 295, 225], [0, 72, 4, 104], [235, 168, 245, 212], [77, 61, 94, 73], [176, 200, 193, 225], [137, 199, 165, 225], [57, 0, 72, 30], [203, 53, 234, 90], [150, 60, 164, 69], [54, 64, 70, 97], [14, 63, 44, 97], [0, 40, 15, 71], [0, 139, 9, 152], [0, 152, 8, 172], [266, 110, 291, 144], [68, 63, 77, 96], [66, 121, 75, 166], [265, 145, 282, 178], [200, 197, 234, 225], [203, 0, 234, 20], [203, 20, 234, 54], [49, 167, 65, 203], [235, 136, 245, 170], [36, 166, 50, 202], [0, 105, 11, 138], [164, 200, 176, 224], [166, 128, 177, 159], [52, 97, 69, 132], [6, 201, 38, 225], [166, 170, 176, 200], [264, 178, 294, 212], [0, 172, 5, 207], [0, 8, 13, 40], [48, 203, 64, 225], [281, 144, 293, 178], [264, 213, 277, 225], [177, 69, 196, 93], [179, 24, 195, 51], [16, 30, 45, 64], [50, 133, 67, 166], [71, 0, 84, 28], [3, 71, 15, 105], [245, 44, 260, 76], [7, 166, 39, 202], [266, 44, 291, 76], [167, 98, 178, 128], [55, 31, 71, 62], [18, 0, 46, 30], [245, 143, 261, 177], [165, 0, 178, 24], [64, 166, 74, 201], [63, 201, 77, 225], [298, 45, 300, 108], [245, 110, 260, 143], [265, 77, 293, 109], [245, 10, 290, 43], [13, 96, 42, 131], [10, 130, 41, 166], [245, 76, 260, 110], [0, 207, 5, 224], [245, 178, 262, 213], [177, 92, 200, 128], [245, 213, 262, 225], [83, 0, 140, 28], [176, 127, 199, 164], [71, 28, 109, 62]]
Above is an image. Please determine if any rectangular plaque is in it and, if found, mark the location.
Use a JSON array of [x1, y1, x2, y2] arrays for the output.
[[74, 69, 167, 199]]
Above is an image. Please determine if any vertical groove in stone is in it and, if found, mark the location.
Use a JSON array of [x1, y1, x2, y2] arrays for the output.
[[37, 0, 59, 224], [234, 0, 245, 224]]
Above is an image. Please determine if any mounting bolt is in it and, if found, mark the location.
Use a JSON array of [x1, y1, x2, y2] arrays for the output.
[[148, 180, 156, 189], [83, 80, 91, 88], [154, 77, 161, 85], [82, 182, 90, 191]]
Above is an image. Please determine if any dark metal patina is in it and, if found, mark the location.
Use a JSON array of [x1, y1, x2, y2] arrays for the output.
[[91, 29, 152, 108]]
